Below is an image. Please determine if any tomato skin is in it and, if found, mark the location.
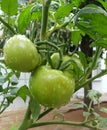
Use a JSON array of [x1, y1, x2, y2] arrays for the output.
[[3, 35, 40, 72], [51, 52, 82, 70], [29, 66, 75, 108]]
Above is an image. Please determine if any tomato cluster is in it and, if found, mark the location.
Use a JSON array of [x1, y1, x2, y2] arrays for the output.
[[3, 35, 81, 108]]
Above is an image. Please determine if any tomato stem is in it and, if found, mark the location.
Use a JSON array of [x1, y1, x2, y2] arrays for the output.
[[0, 17, 17, 34], [36, 40, 63, 69], [18, 102, 32, 130], [29, 120, 101, 130], [76, 68, 107, 91], [76, 46, 102, 90], [40, 0, 52, 41], [38, 108, 53, 120]]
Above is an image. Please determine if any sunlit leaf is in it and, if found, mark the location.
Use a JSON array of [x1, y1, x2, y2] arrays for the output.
[[17, 5, 33, 34], [55, 4, 73, 19], [71, 31, 82, 46], [1, 0, 18, 16]]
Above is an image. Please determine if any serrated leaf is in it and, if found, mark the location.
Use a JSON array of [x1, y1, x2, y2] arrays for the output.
[[55, 4, 73, 19], [17, 5, 33, 34], [100, 107, 107, 114], [74, 5, 107, 40], [83, 111, 91, 117], [30, 98, 40, 122], [78, 51, 87, 69], [1, 0, 18, 16], [99, 118, 107, 127], [87, 90, 102, 100], [17, 85, 30, 101]]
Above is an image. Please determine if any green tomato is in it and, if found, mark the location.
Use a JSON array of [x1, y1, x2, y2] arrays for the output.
[[51, 52, 82, 70], [92, 120, 98, 126], [3, 35, 40, 72], [50, 52, 60, 68], [29, 66, 75, 108]]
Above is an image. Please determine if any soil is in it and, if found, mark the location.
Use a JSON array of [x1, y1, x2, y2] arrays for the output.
[[0, 102, 107, 130]]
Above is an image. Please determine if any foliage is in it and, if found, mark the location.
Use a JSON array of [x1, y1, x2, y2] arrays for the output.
[[0, 0, 107, 130]]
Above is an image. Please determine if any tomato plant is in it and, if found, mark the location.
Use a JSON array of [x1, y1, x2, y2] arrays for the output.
[[1, 0, 107, 130]]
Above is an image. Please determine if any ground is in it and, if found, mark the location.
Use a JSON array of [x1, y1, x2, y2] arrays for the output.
[[0, 101, 107, 130]]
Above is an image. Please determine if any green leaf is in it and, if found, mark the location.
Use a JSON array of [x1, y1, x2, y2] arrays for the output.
[[1, 0, 18, 16], [17, 5, 33, 34], [97, 0, 107, 10], [30, 98, 40, 122], [0, 85, 3, 92], [0, 73, 4, 84], [5, 94, 16, 103], [78, 51, 87, 69], [87, 90, 102, 100], [93, 112, 100, 118], [75, 5, 107, 40], [4, 71, 14, 82], [17, 85, 30, 101], [99, 118, 107, 127], [30, 3, 42, 20], [55, 4, 73, 19], [100, 107, 107, 114], [72, 0, 86, 8], [83, 111, 91, 117], [8, 87, 19, 95], [91, 38, 107, 49], [71, 31, 82, 46]]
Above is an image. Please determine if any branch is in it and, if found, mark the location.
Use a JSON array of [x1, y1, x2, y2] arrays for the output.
[[76, 68, 107, 91], [40, 0, 52, 41], [47, 15, 75, 37], [0, 17, 17, 34], [29, 120, 101, 130]]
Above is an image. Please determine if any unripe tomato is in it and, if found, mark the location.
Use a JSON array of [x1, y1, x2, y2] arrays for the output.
[[51, 52, 82, 70], [29, 66, 75, 108], [3, 35, 40, 72]]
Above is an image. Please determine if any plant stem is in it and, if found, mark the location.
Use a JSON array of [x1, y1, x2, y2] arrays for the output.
[[47, 15, 75, 38], [40, 0, 52, 41], [38, 108, 53, 120], [29, 120, 101, 130], [85, 46, 102, 79], [0, 17, 17, 34], [76, 68, 107, 91], [76, 46, 102, 90], [18, 102, 32, 130]]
